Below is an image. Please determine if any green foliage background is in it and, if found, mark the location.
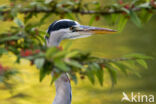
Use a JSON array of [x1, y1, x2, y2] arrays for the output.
[[0, 0, 156, 104]]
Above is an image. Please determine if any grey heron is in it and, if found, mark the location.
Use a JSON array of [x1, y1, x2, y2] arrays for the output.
[[45, 19, 116, 104]]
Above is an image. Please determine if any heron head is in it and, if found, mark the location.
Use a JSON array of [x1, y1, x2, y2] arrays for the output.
[[46, 19, 116, 46]]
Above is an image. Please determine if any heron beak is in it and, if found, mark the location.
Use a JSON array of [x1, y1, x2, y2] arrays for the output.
[[76, 25, 117, 34]]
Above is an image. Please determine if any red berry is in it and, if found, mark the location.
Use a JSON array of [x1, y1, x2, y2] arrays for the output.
[[119, 0, 123, 4], [25, 50, 33, 56], [21, 49, 33, 57], [35, 49, 40, 54], [124, 4, 130, 9]]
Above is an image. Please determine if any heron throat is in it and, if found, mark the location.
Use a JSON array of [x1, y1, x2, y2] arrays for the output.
[[47, 33, 72, 104]]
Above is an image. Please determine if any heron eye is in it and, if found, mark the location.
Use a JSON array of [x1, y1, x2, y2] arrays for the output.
[[70, 26, 74, 30], [70, 26, 76, 32]]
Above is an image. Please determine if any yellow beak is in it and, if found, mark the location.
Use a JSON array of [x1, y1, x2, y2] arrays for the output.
[[77, 25, 117, 34]]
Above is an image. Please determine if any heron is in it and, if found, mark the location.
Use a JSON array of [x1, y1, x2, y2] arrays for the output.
[[45, 19, 116, 104]]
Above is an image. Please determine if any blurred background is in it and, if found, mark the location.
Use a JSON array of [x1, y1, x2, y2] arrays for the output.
[[0, 0, 156, 104]]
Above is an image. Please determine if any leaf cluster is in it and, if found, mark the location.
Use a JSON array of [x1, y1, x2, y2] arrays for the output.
[[0, 0, 154, 86]]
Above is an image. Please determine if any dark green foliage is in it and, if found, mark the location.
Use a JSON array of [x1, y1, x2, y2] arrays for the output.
[[0, 0, 155, 87]]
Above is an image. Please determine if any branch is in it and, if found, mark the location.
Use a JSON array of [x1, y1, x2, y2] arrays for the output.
[[1, 7, 155, 16]]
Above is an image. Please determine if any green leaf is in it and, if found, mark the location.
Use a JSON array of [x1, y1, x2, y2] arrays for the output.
[[66, 13, 75, 20], [35, 58, 45, 69], [46, 47, 59, 59], [45, 0, 53, 4], [53, 51, 67, 59], [64, 41, 72, 50], [140, 10, 153, 23], [136, 59, 148, 69], [40, 61, 52, 81], [54, 59, 70, 72], [0, 5, 7, 11], [0, 35, 21, 42], [86, 66, 95, 84], [40, 14, 51, 24], [112, 62, 128, 75], [87, 71, 95, 84], [124, 53, 153, 59], [69, 74, 78, 84], [121, 61, 142, 78], [105, 64, 117, 86], [65, 60, 84, 69], [40, 68, 48, 82], [130, 11, 142, 27], [121, 7, 130, 14], [89, 15, 96, 26], [92, 63, 104, 86], [0, 48, 8, 55], [137, 2, 150, 9], [14, 18, 24, 27], [65, 51, 80, 58], [118, 15, 128, 31], [50, 73, 60, 85]]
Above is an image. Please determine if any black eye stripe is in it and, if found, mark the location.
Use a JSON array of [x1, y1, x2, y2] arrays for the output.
[[47, 20, 77, 34]]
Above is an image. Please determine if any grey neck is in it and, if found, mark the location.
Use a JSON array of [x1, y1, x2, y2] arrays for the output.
[[47, 31, 64, 47], [53, 73, 71, 104], [47, 33, 72, 104]]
